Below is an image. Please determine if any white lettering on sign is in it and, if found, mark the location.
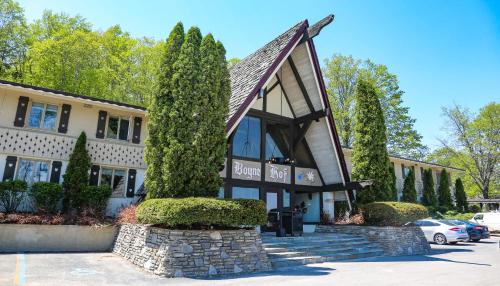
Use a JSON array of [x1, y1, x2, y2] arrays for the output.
[[233, 161, 261, 180], [269, 165, 288, 183]]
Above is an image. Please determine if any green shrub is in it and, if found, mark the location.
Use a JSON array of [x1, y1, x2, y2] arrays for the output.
[[31, 182, 63, 214], [443, 212, 475, 221], [136, 197, 267, 228], [63, 132, 91, 212], [0, 180, 28, 213], [83, 185, 112, 217], [362, 201, 429, 226], [469, 205, 481, 213]]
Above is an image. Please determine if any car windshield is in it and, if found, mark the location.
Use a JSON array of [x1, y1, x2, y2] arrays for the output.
[[439, 220, 457, 226]]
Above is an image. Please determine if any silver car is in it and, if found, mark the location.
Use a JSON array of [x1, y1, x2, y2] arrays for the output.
[[414, 219, 469, 245]]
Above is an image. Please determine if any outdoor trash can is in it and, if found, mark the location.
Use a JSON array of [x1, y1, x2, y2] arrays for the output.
[[268, 208, 303, 237]]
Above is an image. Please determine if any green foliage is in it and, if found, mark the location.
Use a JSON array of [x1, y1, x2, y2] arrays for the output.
[[62, 132, 91, 212], [362, 201, 429, 226], [0, 0, 28, 79], [351, 77, 392, 203], [147, 24, 230, 198], [0, 179, 27, 213], [388, 164, 397, 201], [442, 210, 475, 221], [469, 205, 481, 213], [31, 182, 62, 214], [136, 198, 267, 228], [82, 185, 112, 218], [454, 178, 467, 212], [145, 22, 184, 199], [421, 169, 437, 207], [323, 54, 427, 159], [227, 57, 240, 68], [401, 169, 417, 203], [437, 169, 452, 209]]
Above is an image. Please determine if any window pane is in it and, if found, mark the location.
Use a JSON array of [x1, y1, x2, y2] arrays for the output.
[[28, 103, 44, 128], [218, 187, 225, 199], [43, 104, 58, 130], [118, 118, 129, 141], [107, 117, 119, 139], [100, 168, 113, 187], [112, 170, 126, 197], [34, 161, 49, 183], [232, 116, 261, 159], [17, 159, 34, 185], [232, 187, 260, 200], [283, 189, 290, 207]]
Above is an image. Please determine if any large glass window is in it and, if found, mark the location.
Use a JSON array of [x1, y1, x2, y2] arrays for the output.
[[232, 187, 260, 200], [107, 116, 130, 141], [100, 167, 127, 197], [232, 116, 261, 159], [28, 102, 58, 130], [265, 122, 290, 163], [16, 159, 49, 186]]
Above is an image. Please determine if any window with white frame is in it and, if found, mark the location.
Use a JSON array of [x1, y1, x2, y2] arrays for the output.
[[27, 102, 58, 130], [106, 116, 130, 141], [99, 167, 127, 197], [16, 159, 50, 186]]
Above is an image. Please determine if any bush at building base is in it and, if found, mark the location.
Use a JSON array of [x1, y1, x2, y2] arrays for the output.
[[0, 180, 27, 213], [31, 182, 63, 214], [136, 197, 267, 228], [362, 201, 428, 226]]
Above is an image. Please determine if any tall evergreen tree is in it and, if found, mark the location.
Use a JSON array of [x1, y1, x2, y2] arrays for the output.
[[389, 164, 398, 201], [62, 132, 91, 211], [422, 169, 437, 206], [351, 76, 392, 203], [145, 22, 184, 199], [438, 169, 452, 209], [455, 178, 467, 212], [401, 169, 417, 203], [161, 26, 203, 198]]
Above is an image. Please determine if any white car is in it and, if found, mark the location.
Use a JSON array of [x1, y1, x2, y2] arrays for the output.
[[470, 212, 500, 232], [414, 219, 469, 245]]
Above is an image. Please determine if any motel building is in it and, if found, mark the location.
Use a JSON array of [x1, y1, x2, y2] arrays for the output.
[[0, 16, 462, 224]]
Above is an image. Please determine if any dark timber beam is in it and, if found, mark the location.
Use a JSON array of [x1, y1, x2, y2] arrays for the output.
[[300, 14, 334, 43], [287, 57, 315, 113], [294, 109, 326, 125], [293, 119, 312, 151]]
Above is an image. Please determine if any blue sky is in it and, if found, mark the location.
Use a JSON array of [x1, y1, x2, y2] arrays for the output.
[[18, 0, 500, 150]]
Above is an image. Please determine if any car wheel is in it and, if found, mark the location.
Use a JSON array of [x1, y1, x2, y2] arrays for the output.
[[434, 233, 447, 245], [472, 239, 480, 242]]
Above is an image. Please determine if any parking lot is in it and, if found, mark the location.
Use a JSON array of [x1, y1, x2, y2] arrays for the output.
[[0, 237, 499, 286]]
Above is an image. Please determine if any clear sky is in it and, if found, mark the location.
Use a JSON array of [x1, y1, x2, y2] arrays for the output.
[[17, 0, 500, 150]]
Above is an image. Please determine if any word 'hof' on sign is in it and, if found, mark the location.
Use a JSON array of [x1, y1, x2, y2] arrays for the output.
[[266, 164, 291, 184]]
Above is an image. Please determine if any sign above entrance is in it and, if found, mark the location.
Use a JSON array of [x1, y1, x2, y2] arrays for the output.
[[265, 163, 291, 184], [295, 167, 322, 186], [232, 159, 261, 181]]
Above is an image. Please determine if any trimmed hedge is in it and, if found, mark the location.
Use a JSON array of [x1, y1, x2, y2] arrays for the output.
[[31, 182, 63, 214], [83, 185, 112, 217], [136, 197, 267, 228], [362, 202, 429, 226], [0, 180, 28, 213]]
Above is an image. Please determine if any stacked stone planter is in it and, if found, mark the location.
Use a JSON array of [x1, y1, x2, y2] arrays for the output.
[[316, 225, 431, 256], [113, 224, 271, 278]]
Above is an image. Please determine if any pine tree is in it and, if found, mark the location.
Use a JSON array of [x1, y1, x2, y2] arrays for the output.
[[62, 132, 91, 211], [438, 169, 452, 209], [455, 178, 467, 212], [145, 23, 184, 199], [401, 169, 417, 203], [422, 169, 437, 206], [351, 77, 392, 203], [161, 26, 203, 198], [388, 164, 398, 201]]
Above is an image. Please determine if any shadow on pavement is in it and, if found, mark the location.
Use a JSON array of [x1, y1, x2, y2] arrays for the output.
[[189, 265, 335, 280]]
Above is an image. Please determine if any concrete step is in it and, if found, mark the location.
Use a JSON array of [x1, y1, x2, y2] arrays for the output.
[[264, 241, 374, 253], [270, 248, 384, 268], [263, 239, 369, 249], [267, 246, 382, 258], [262, 237, 366, 247]]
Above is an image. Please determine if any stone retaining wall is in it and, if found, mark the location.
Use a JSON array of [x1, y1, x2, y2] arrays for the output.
[[316, 225, 431, 256], [113, 224, 271, 278]]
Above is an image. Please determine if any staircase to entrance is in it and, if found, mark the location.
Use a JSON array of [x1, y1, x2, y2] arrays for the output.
[[261, 232, 384, 269]]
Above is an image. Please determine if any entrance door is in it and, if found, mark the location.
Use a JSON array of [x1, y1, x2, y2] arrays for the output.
[[264, 188, 282, 211], [295, 192, 320, 223]]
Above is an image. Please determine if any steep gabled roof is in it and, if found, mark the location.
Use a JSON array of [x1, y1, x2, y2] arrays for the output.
[[227, 20, 308, 132]]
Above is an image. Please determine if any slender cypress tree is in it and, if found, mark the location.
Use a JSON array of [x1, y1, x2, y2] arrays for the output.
[[161, 27, 203, 197], [62, 132, 91, 211], [389, 164, 398, 201], [145, 22, 184, 199], [455, 178, 467, 212], [438, 169, 452, 209], [401, 169, 417, 203], [422, 169, 437, 206], [351, 77, 392, 203]]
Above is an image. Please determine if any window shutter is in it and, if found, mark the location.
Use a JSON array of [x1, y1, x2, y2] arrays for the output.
[[13, 96, 29, 127], [132, 117, 142, 144], [89, 165, 100, 186], [50, 161, 62, 183], [58, 104, 71, 133], [95, 111, 107, 139], [2, 156, 17, 181], [126, 169, 136, 198]]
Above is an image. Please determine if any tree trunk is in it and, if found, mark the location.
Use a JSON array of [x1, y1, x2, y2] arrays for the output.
[[482, 185, 489, 199]]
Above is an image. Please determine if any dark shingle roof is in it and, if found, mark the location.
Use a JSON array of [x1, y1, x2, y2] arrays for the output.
[[226, 20, 308, 131]]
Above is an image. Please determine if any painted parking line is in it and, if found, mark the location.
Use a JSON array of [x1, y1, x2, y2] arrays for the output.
[[14, 253, 26, 286]]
